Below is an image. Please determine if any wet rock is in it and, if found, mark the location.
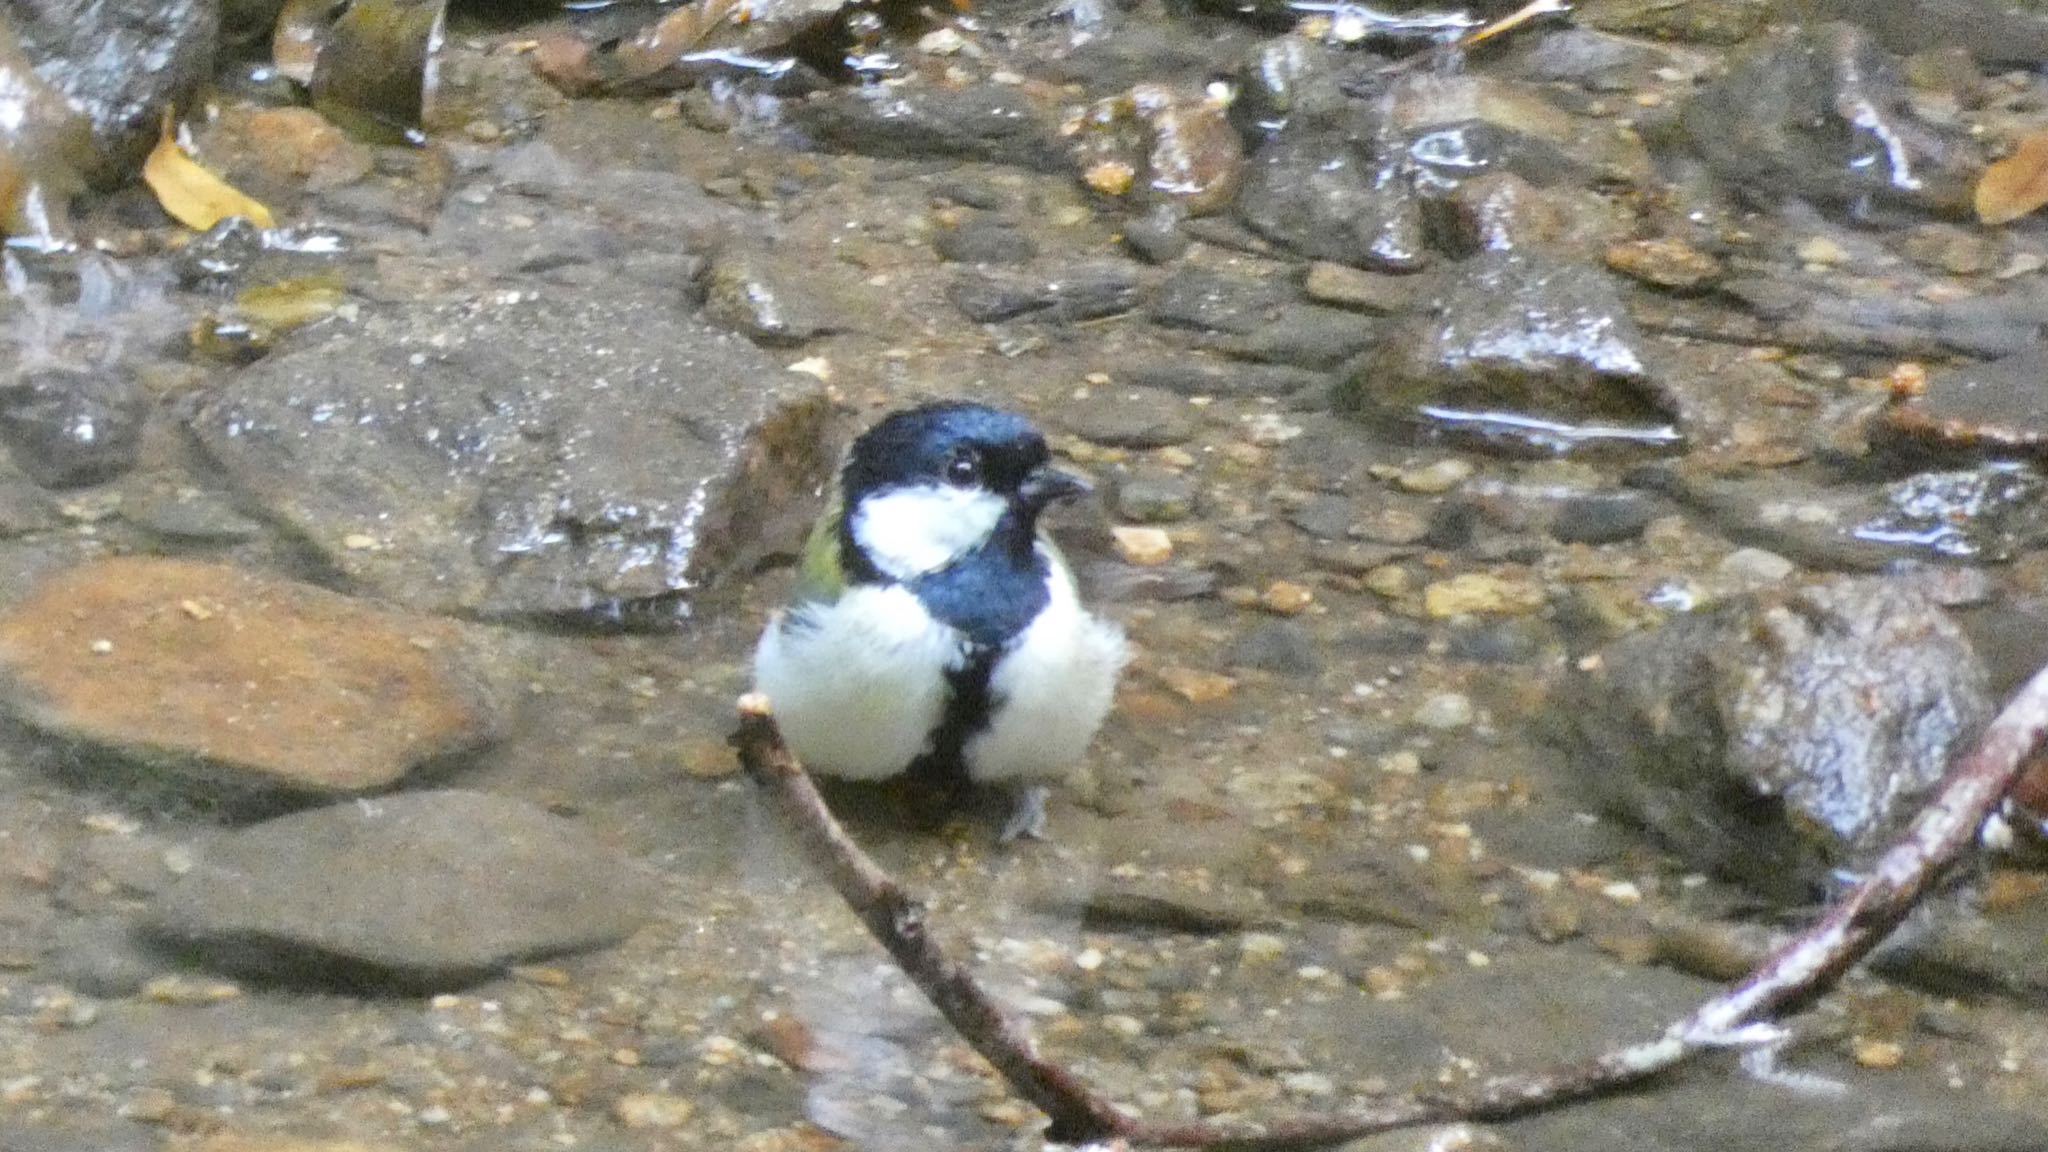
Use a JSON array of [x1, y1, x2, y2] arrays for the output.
[[1880, 345, 2048, 464], [1803, 0, 2048, 68], [1228, 619, 1320, 676], [0, 557, 497, 797], [1149, 269, 1289, 336], [1679, 23, 1978, 219], [1548, 492, 1658, 544], [1120, 205, 1190, 264], [948, 263, 1142, 323], [1121, 355, 1329, 400], [0, 365, 146, 488], [185, 270, 834, 624], [1602, 237, 1722, 292], [1237, 114, 1427, 272], [1340, 250, 1678, 451], [170, 216, 342, 293], [1653, 274, 2048, 362], [0, 476, 58, 536], [1899, 223, 2001, 277], [1555, 576, 1990, 901], [1056, 386, 1197, 449], [1065, 84, 1244, 216], [789, 83, 1070, 172], [125, 489, 263, 544], [307, 0, 444, 144], [1422, 572, 1544, 617], [1854, 465, 2048, 561], [40, 917, 171, 998], [1505, 26, 1671, 91], [9, 0, 220, 181], [1205, 304, 1378, 371], [702, 250, 836, 347], [1641, 463, 2048, 569], [1442, 618, 1554, 664], [148, 790, 657, 989], [1577, 0, 1769, 44], [2, 253, 178, 486], [932, 216, 1036, 265], [1112, 467, 1197, 523], [0, 21, 93, 244], [1286, 493, 1355, 541], [1300, 262, 1418, 315]]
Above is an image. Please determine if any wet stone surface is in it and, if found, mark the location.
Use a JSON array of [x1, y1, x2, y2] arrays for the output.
[[1341, 249, 1677, 448], [185, 224, 836, 623], [1557, 576, 1991, 901], [12, 1, 2048, 1150], [147, 790, 658, 990], [0, 557, 497, 797]]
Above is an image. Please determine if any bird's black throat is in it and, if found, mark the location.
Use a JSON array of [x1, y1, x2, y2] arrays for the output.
[[898, 510, 1052, 807]]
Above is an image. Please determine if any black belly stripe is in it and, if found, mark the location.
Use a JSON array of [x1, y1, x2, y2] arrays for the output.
[[892, 505, 1048, 803], [906, 643, 1003, 798]]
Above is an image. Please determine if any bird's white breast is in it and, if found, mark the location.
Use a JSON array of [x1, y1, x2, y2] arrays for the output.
[[752, 584, 962, 780], [965, 548, 1128, 784]]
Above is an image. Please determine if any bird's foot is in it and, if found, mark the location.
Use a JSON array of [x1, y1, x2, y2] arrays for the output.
[[998, 785, 1051, 845]]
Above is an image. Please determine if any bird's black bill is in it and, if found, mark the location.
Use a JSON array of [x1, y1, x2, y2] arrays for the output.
[[1019, 467, 1091, 509]]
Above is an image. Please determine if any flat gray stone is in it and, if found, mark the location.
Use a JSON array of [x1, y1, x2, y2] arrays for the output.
[[148, 790, 658, 989]]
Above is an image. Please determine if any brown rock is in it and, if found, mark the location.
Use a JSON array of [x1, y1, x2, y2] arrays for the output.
[[0, 557, 495, 795], [1603, 237, 1724, 291]]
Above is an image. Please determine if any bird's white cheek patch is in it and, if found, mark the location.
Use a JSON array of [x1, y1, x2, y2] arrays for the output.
[[851, 484, 1007, 579]]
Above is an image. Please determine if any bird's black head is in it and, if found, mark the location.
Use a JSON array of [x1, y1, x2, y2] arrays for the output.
[[837, 401, 1089, 585], [841, 401, 1084, 512]]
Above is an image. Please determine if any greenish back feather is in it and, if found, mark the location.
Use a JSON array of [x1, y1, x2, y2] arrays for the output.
[[793, 486, 847, 606]]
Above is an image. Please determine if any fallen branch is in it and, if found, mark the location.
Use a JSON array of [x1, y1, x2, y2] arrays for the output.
[[732, 662, 2048, 1148]]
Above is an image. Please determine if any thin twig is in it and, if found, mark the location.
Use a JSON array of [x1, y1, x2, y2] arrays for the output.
[[734, 694, 1132, 1143], [733, 662, 2048, 1149]]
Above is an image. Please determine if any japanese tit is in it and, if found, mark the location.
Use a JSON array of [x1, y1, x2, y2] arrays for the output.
[[753, 401, 1127, 841]]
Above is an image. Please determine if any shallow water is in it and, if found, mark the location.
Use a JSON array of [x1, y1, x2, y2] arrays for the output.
[[7, 2, 2048, 1151]]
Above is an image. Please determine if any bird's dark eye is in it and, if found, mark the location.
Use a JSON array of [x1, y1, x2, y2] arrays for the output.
[[944, 446, 982, 486]]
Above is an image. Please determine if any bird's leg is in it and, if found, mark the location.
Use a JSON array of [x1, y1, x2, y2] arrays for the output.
[[998, 785, 1051, 844]]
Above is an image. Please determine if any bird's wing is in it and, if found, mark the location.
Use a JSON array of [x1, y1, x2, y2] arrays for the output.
[[791, 488, 849, 608]]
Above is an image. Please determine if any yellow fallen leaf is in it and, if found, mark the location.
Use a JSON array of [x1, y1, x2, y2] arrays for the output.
[[235, 271, 346, 330], [142, 110, 276, 232], [1977, 130, 2048, 226]]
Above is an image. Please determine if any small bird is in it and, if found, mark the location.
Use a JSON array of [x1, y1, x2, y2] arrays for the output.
[[753, 401, 1127, 841]]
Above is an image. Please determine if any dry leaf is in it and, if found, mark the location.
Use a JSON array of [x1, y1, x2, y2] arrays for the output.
[[142, 112, 276, 232], [1977, 130, 2048, 226], [235, 271, 346, 330]]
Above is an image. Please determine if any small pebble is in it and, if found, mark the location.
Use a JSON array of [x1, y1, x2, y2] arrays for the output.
[[1422, 573, 1545, 618], [1260, 581, 1314, 615], [1102, 1014, 1146, 1039], [1717, 546, 1795, 586], [1112, 525, 1174, 566], [1603, 237, 1723, 290], [1852, 1037, 1905, 1069], [1301, 262, 1415, 313], [613, 1091, 697, 1129], [1363, 565, 1411, 599], [1239, 933, 1288, 962], [1795, 236, 1849, 266], [1158, 666, 1235, 703], [1412, 692, 1474, 731], [1396, 459, 1474, 494]]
